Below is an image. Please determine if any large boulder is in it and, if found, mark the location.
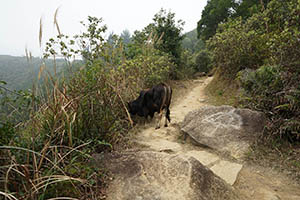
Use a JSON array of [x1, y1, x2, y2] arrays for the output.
[[181, 105, 265, 159], [92, 151, 242, 200]]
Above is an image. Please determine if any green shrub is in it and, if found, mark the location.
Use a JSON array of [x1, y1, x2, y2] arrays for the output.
[[209, 0, 300, 142], [208, 16, 269, 78], [194, 49, 212, 73], [237, 65, 282, 94], [239, 65, 300, 141], [0, 122, 15, 146]]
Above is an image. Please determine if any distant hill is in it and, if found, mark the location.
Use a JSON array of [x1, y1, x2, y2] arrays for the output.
[[182, 29, 205, 53], [0, 55, 81, 91]]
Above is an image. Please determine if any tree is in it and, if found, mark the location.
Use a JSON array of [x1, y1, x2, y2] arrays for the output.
[[152, 9, 185, 65], [197, 0, 270, 40], [107, 31, 116, 45], [197, 0, 236, 40], [133, 9, 185, 65], [234, 0, 270, 18], [120, 29, 132, 45]]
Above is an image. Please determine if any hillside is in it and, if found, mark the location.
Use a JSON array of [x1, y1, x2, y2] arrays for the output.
[[182, 29, 204, 53], [0, 55, 79, 91]]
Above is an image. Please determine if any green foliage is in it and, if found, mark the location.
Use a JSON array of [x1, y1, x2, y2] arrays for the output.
[[265, 0, 300, 71], [181, 29, 211, 77], [182, 29, 205, 53], [38, 15, 175, 148], [170, 50, 196, 80], [197, 0, 269, 40], [120, 29, 132, 45], [197, 0, 236, 40], [209, 0, 299, 79], [126, 9, 193, 80], [0, 55, 70, 91], [238, 65, 300, 141], [0, 122, 15, 146], [60, 48, 172, 147], [194, 49, 212, 73], [208, 17, 269, 77], [133, 9, 185, 65], [60, 17, 172, 141], [0, 85, 33, 125], [237, 66, 282, 93], [210, 0, 300, 142], [233, 0, 269, 19]]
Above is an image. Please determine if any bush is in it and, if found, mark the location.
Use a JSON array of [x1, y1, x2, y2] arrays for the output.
[[194, 49, 212, 73], [0, 122, 15, 146], [208, 16, 269, 78], [209, 0, 300, 142], [239, 65, 300, 141], [237, 65, 282, 95]]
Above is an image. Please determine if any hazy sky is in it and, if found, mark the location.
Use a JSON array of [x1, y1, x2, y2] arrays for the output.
[[0, 0, 207, 57]]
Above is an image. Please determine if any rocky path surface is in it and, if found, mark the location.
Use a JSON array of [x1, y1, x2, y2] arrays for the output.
[[100, 77, 300, 200], [134, 77, 243, 186]]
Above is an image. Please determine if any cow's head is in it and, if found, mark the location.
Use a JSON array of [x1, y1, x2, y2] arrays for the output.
[[128, 101, 138, 116], [128, 90, 148, 117]]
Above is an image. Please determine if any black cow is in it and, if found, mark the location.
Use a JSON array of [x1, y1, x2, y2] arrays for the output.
[[128, 83, 172, 129]]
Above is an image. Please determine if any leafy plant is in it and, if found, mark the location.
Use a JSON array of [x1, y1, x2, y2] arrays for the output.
[[197, 0, 270, 40], [194, 49, 212, 73], [132, 9, 185, 66], [208, 0, 300, 142]]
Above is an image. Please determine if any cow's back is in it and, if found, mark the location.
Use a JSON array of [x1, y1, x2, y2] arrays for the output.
[[149, 83, 172, 111]]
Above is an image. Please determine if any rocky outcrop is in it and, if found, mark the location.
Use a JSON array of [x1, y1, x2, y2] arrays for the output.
[[181, 105, 265, 159], [93, 151, 242, 200]]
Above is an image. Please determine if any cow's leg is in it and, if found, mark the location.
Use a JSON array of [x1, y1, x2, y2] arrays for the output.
[[149, 112, 155, 123], [164, 111, 168, 127], [155, 111, 163, 129], [165, 108, 170, 127]]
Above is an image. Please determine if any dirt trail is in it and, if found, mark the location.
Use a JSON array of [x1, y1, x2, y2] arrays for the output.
[[131, 77, 300, 200], [134, 78, 211, 152]]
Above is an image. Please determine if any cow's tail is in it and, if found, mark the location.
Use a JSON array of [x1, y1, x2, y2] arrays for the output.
[[166, 85, 172, 123]]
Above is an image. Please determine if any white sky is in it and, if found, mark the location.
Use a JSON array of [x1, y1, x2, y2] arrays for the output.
[[0, 0, 207, 57]]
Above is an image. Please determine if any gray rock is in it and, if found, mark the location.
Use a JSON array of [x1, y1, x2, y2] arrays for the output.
[[92, 151, 242, 200], [181, 105, 265, 159], [182, 150, 243, 185]]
